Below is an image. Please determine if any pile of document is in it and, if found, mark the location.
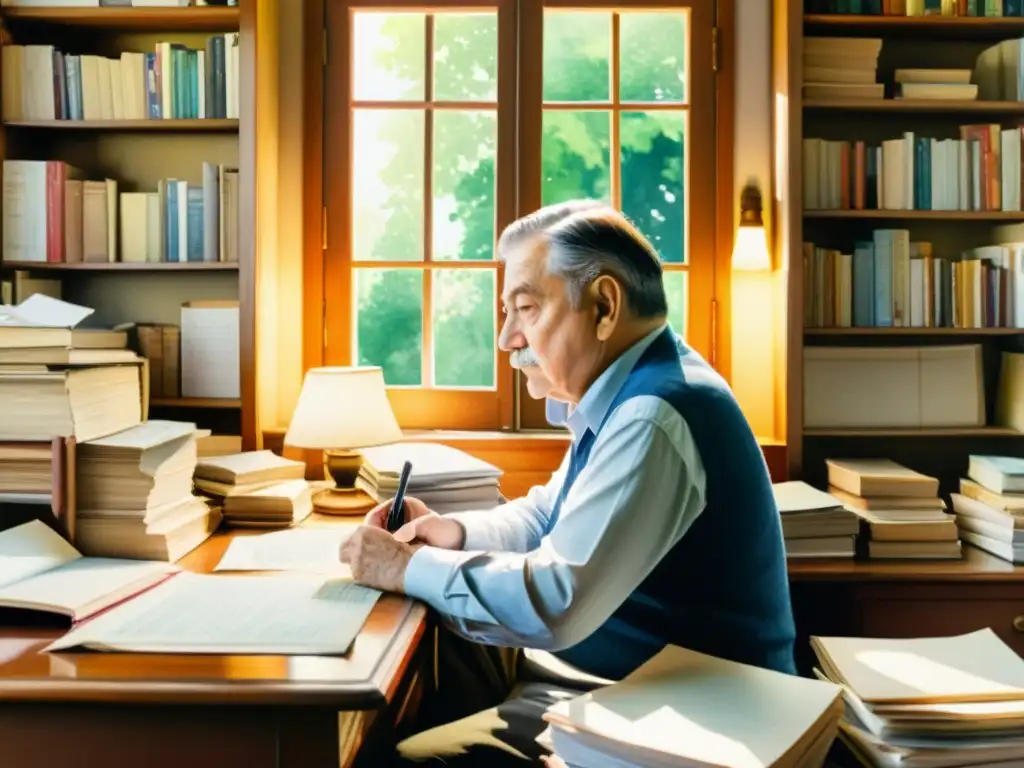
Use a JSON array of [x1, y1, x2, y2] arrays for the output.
[[0, 295, 144, 443], [773, 481, 859, 558], [812, 628, 1024, 767], [356, 442, 503, 514], [825, 458, 961, 560], [951, 455, 1024, 563], [75, 420, 221, 561], [194, 450, 310, 527], [541, 644, 844, 768]]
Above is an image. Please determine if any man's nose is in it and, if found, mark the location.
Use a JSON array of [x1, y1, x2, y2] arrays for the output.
[[498, 316, 519, 353]]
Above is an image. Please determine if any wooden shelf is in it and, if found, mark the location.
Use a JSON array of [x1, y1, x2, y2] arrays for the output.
[[804, 209, 1024, 220], [150, 398, 242, 409], [0, 7, 240, 32], [0, 261, 239, 272], [805, 427, 1020, 437], [3, 119, 238, 132], [804, 99, 1024, 114], [804, 13, 1024, 37], [806, 327, 1024, 336]]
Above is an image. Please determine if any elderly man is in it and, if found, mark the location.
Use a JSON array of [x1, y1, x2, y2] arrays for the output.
[[340, 201, 796, 765]]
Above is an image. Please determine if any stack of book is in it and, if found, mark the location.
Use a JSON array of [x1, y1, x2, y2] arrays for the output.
[[825, 458, 961, 560], [356, 442, 503, 514], [194, 450, 310, 527], [951, 455, 1024, 563], [894, 68, 976, 101], [541, 644, 844, 768], [772, 480, 859, 558], [803, 36, 882, 102], [75, 420, 220, 562], [812, 628, 1024, 767], [0, 295, 144, 444]]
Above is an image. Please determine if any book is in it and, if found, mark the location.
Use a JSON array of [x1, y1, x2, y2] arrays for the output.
[[0, 519, 177, 623]]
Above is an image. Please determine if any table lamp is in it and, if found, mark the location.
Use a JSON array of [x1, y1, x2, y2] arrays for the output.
[[284, 366, 403, 515]]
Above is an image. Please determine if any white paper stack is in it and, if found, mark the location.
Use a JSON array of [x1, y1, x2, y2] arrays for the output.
[[542, 644, 844, 768], [812, 628, 1024, 767], [356, 442, 503, 514], [773, 481, 859, 559]]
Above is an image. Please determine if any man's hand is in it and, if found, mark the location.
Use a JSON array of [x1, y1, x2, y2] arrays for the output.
[[339, 526, 416, 593], [364, 496, 465, 550], [364, 495, 434, 529]]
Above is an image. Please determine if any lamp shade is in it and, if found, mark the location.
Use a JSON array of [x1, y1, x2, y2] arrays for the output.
[[732, 225, 771, 271], [284, 366, 403, 449]]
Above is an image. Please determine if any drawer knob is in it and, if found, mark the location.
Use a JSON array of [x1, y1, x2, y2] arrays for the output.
[[1013, 616, 1024, 633]]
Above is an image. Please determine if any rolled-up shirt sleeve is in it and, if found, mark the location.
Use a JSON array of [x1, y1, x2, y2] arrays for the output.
[[443, 450, 569, 553], [402, 397, 707, 649]]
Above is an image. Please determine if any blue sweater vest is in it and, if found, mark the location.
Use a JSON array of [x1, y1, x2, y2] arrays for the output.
[[551, 328, 797, 680]]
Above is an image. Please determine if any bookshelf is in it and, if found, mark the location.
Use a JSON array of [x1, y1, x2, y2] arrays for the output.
[[0, 2, 257, 449], [773, 1, 1024, 492]]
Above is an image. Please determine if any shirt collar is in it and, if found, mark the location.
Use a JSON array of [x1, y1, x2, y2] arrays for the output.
[[565, 324, 668, 441]]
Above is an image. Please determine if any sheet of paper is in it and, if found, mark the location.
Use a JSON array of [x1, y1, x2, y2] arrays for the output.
[[0, 520, 80, 589], [0, 295, 93, 328], [0, 557, 175, 614], [772, 481, 842, 514], [213, 526, 359, 574], [45, 573, 383, 655]]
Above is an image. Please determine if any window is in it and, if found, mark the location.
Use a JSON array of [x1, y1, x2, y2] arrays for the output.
[[323, 0, 720, 431]]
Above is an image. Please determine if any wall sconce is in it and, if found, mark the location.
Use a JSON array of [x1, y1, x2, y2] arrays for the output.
[[732, 180, 772, 271]]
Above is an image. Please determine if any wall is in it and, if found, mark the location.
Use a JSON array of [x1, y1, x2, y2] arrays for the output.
[[730, 0, 783, 442], [256, 0, 307, 440]]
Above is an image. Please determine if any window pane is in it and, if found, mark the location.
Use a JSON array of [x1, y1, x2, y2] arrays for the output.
[[541, 111, 611, 206], [352, 13, 425, 102], [352, 109, 424, 262], [434, 13, 497, 102], [433, 110, 496, 261], [663, 270, 687, 336], [355, 269, 423, 386], [620, 111, 686, 263], [619, 13, 688, 103], [542, 12, 611, 102], [433, 269, 496, 387]]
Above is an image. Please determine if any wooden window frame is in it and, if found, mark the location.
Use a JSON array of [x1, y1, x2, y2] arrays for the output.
[[303, 0, 735, 433]]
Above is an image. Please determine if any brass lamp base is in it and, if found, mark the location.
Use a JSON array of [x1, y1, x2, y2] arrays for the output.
[[314, 449, 375, 517]]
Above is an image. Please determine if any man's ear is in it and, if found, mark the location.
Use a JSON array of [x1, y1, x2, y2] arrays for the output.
[[589, 275, 622, 341]]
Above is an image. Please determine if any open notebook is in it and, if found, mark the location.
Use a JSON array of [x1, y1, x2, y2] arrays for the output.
[[0, 519, 177, 622]]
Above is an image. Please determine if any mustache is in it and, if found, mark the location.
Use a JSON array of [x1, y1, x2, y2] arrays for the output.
[[510, 347, 541, 369]]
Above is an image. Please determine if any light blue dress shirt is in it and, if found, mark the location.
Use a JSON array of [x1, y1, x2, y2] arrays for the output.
[[402, 325, 708, 651]]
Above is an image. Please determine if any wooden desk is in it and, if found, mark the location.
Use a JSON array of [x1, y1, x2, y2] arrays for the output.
[[0, 522, 430, 768], [788, 546, 1024, 673]]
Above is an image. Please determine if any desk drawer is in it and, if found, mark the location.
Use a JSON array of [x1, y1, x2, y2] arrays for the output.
[[856, 590, 1024, 657]]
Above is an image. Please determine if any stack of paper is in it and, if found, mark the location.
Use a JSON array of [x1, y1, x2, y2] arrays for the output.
[[0, 295, 144, 442], [952, 455, 1024, 563], [773, 481, 859, 558], [193, 450, 310, 527], [75, 420, 221, 562], [812, 628, 1024, 767], [541, 644, 844, 768], [826, 459, 961, 560], [356, 442, 503, 514]]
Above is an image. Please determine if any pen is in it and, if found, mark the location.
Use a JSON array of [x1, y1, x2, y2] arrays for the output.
[[386, 461, 413, 533]]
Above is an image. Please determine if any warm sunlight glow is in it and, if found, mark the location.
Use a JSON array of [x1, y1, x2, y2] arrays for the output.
[[732, 226, 771, 271], [856, 650, 1024, 699]]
